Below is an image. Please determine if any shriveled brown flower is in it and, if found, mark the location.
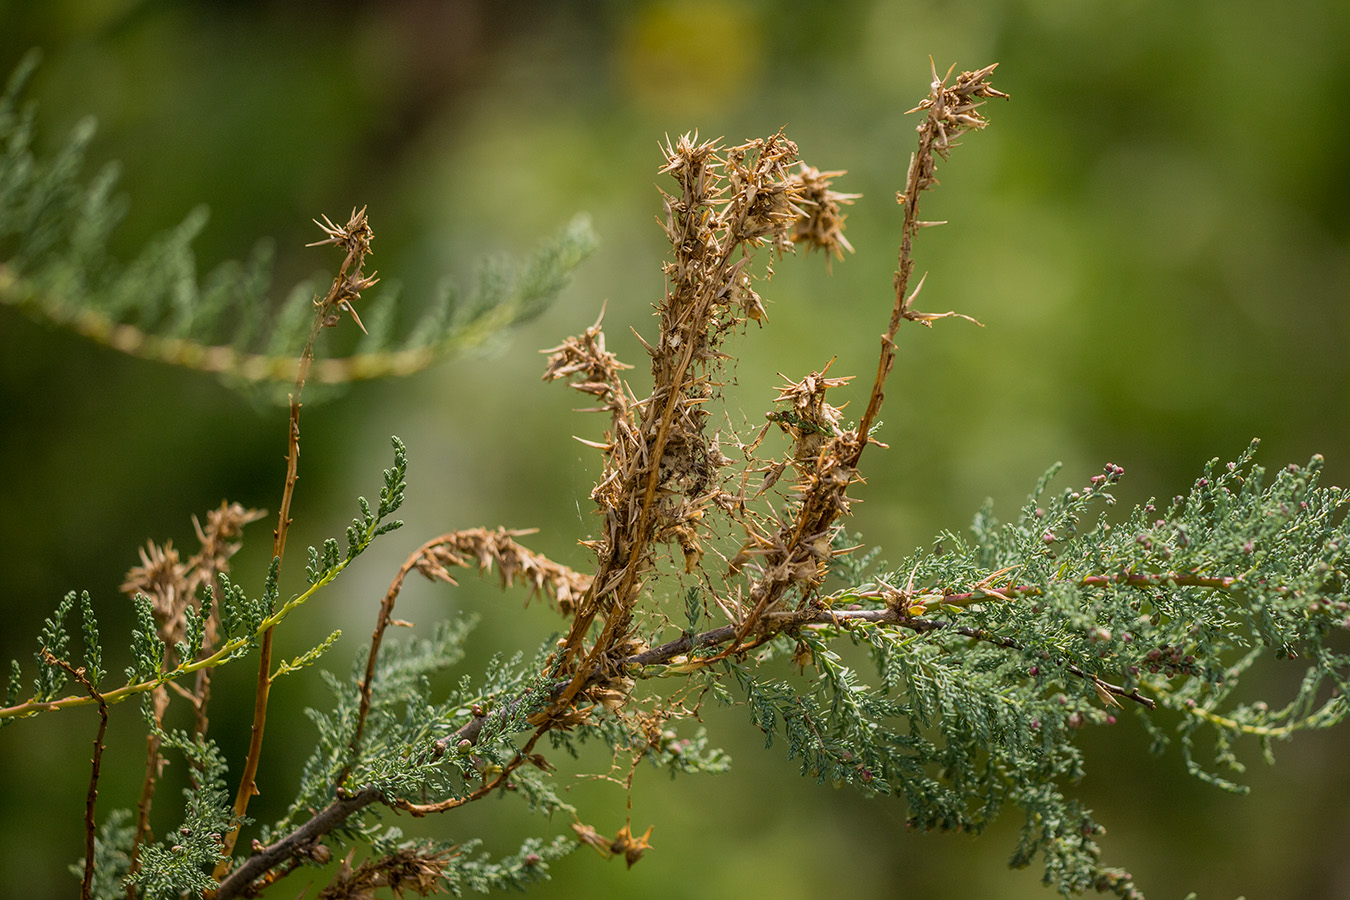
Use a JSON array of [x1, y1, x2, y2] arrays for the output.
[[570, 821, 654, 868], [789, 163, 859, 267], [189, 501, 266, 577], [412, 527, 593, 615], [318, 847, 453, 900], [122, 540, 194, 652]]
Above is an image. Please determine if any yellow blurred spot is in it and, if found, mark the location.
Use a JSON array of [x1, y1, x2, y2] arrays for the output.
[[616, 1, 763, 118]]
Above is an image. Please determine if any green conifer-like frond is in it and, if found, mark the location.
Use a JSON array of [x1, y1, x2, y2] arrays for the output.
[[258, 619, 577, 887], [438, 835, 576, 895], [0, 438, 410, 724], [271, 617, 478, 840], [125, 728, 236, 900], [781, 443, 1349, 896], [33, 590, 78, 701], [0, 52, 598, 399]]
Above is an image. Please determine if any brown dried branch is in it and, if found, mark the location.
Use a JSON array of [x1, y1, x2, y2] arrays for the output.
[[853, 61, 1007, 460], [217, 208, 375, 875], [212, 788, 382, 900], [544, 131, 821, 719], [218, 67, 1010, 896], [42, 652, 108, 900], [411, 527, 594, 615]]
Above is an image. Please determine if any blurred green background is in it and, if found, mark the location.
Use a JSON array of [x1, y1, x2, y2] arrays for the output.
[[1, 1, 1348, 897]]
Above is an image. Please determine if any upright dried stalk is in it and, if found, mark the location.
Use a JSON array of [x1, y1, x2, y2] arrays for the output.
[[216, 208, 377, 871], [544, 131, 839, 710], [853, 60, 1007, 453]]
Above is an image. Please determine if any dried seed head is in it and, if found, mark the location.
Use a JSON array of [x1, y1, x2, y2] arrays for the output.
[[789, 164, 859, 266]]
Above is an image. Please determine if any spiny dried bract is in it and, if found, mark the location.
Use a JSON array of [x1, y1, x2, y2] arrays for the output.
[[722, 365, 864, 629], [122, 542, 189, 639], [908, 61, 1009, 157], [540, 312, 632, 414], [307, 206, 374, 258], [656, 130, 803, 335], [770, 367, 854, 466], [789, 165, 859, 265], [721, 135, 801, 252], [192, 502, 268, 574], [571, 821, 654, 869], [412, 528, 593, 616], [121, 501, 265, 650], [541, 314, 647, 566], [309, 206, 378, 333], [318, 846, 451, 899], [899, 62, 1010, 216]]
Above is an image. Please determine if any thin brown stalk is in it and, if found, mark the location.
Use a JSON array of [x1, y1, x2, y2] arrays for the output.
[[44, 652, 108, 900], [852, 62, 1007, 462], [215, 208, 376, 875], [616, 607, 1156, 709]]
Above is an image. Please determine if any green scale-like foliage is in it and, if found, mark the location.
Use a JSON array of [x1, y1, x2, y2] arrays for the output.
[[0, 50, 597, 402], [728, 442, 1348, 896]]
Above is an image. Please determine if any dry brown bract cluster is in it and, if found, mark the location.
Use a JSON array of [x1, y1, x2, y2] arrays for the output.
[[541, 129, 861, 697], [317, 846, 453, 900], [410, 527, 593, 616], [532, 64, 1007, 706]]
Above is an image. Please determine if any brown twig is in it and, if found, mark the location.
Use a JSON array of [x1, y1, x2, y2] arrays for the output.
[[852, 61, 1007, 464], [43, 652, 108, 900], [215, 208, 375, 876], [852, 568, 1240, 609], [623, 606, 1157, 709]]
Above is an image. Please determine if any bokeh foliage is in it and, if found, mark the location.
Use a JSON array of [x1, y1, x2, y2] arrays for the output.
[[1, 2, 1348, 898]]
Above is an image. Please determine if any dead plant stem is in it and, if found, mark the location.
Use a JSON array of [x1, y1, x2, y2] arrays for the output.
[[215, 208, 374, 876], [43, 652, 107, 900]]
